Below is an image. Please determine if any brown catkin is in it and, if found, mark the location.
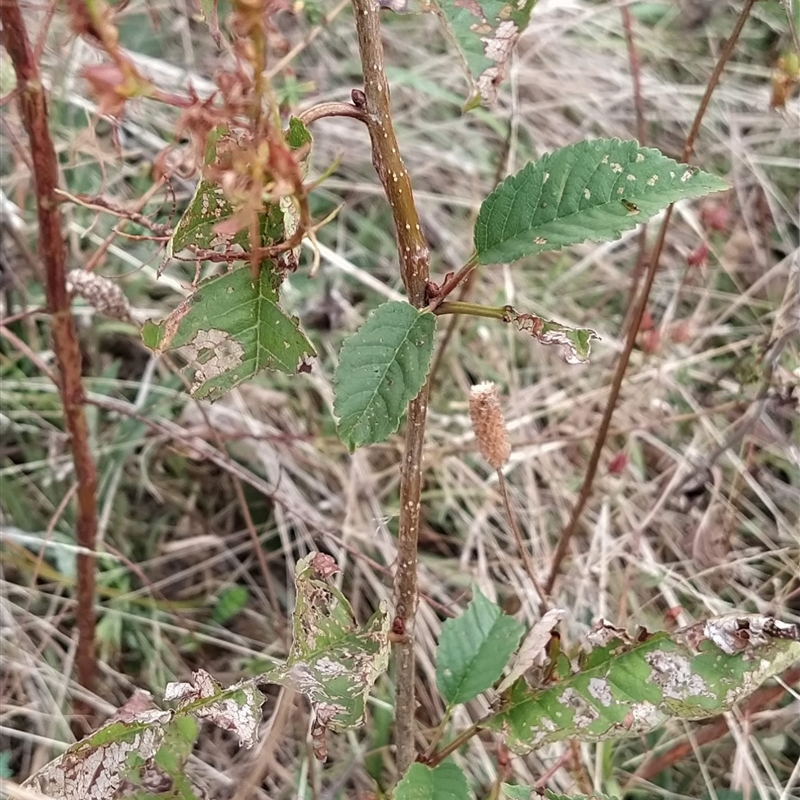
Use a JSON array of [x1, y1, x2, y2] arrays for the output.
[[469, 381, 511, 469], [66, 269, 131, 321]]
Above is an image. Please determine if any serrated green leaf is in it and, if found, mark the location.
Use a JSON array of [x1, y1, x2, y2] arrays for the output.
[[429, 0, 538, 107], [485, 614, 800, 754], [333, 301, 436, 451], [260, 553, 390, 758], [143, 265, 315, 401], [436, 587, 525, 707], [474, 139, 728, 265], [212, 586, 249, 624], [395, 762, 470, 800], [544, 793, 619, 800]]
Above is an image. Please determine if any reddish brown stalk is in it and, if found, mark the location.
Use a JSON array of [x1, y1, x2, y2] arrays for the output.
[[1, 0, 99, 724], [545, 0, 758, 593], [350, 0, 431, 774]]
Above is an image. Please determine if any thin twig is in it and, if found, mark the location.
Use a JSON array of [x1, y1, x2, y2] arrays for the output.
[[298, 101, 368, 127], [545, 0, 759, 594], [350, 0, 431, 774], [1, 0, 99, 726]]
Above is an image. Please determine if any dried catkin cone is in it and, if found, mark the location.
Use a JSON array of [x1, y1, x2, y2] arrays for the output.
[[67, 269, 132, 321], [469, 382, 511, 469]]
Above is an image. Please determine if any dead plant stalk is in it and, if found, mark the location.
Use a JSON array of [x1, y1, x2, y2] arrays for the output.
[[350, 0, 431, 774], [0, 0, 99, 721]]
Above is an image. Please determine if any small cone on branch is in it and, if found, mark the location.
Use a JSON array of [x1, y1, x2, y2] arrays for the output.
[[469, 382, 511, 469]]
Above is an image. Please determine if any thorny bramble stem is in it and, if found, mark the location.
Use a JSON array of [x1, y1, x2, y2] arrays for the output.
[[350, 0, 431, 775], [1, 0, 100, 728]]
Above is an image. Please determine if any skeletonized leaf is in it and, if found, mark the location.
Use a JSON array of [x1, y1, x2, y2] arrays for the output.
[[486, 614, 800, 754], [164, 669, 263, 747], [474, 139, 728, 265], [23, 709, 172, 799], [260, 553, 391, 760], [142, 265, 315, 401], [511, 311, 599, 364], [502, 788, 618, 800], [436, 587, 525, 707], [544, 793, 619, 800], [167, 178, 238, 256], [22, 552, 389, 793], [395, 762, 471, 800], [497, 608, 566, 693], [429, 0, 538, 107], [166, 119, 311, 261], [333, 301, 436, 451], [131, 717, 205, 799]]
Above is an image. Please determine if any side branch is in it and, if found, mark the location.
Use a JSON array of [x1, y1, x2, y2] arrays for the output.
[[1, 0, 99, 723], [350, 0, 431, 776]]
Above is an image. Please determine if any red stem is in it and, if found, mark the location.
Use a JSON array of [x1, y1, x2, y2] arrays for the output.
[[1, 0, 99, 726]]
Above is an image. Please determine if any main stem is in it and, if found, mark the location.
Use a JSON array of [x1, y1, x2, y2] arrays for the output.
[[350, 0, 431, 774], [1, 0, 99, 723]]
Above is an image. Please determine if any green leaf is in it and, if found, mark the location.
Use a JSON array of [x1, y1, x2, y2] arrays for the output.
[[474, 139, 728, 265], [143, 265, 315, 401], [436, 587, 525, 707], [395, 762, 470, 800], [428, 0, 539, 107], [145, 718, 202, 799], [167, 178, 236, 255], [260, 552, 390, 760], [333, 301, 436, 451], [485, 614, 800, 754], [212, 585, 249, 624]]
